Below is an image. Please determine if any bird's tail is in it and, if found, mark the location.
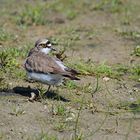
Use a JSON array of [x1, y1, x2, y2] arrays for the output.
[[63, 67, 80, 80], [63, 74, 80, 80]]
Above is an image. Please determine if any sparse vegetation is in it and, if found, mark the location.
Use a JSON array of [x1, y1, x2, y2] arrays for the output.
[[36, 133, 58, 140], [0, 28, 14, 41], [10, 105, 25, 116], [130, 65, 140, 81], [117, 98, 140, 113], [69, 60, 124, 78], [132, 45, 140, 57], [64, 80, 78, 90], [116, 29, 140, 44], [0, 46, 29, 81], [92, 0, 123, 13], [0, 0, 140, 140], [16, 4, 47, 26]]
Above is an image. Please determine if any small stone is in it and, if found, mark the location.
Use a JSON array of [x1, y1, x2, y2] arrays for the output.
[[133, 88, 139, 92], [103, 77, 110, 82], [9, 82, 12, 86], [89, 103, 94, 109], [28, 92, 36, 102], [129, 97, 136, 102], [44, 105, 47, 110], [66, 117, 73, 121]]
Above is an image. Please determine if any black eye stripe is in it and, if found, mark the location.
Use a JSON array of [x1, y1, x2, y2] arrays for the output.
[[39, 44, 46, 47], [39, 41, 51, 48], [46, 41, 51, 44]]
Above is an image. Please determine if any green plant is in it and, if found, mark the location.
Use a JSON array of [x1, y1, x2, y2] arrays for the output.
[[36, 133, 57, 140], [46, 0, 79, 20], [82, 83, 93, 94], [95, 63, 114, 77], [0, 44, 31, 63], [64, 80, 78, 90], [131, 66, 140, 75], [69, 60, 94, 75], [117, 98, 140, 113], [73, 96, 84, 140], [10, 106, 25, 116], [54, 122, 67, 132], [70, 60, 119, 78], [0, 28, 14, 41], [57, 26, 81, 48], [56, 104, 66, 116], [115, 64, 129, 75], [0, 132, 5, 140], [93, 0, 123, 13], [0, 51, 9, 68], [0, 49, 19, 71], [16, 4, 47, 26], [132, 45, 140, 57], [118, 30, 140, 42], [51, 103, 67, 116], [130, 65, 140, 81], [65, 10, 77, 20], [0, 43, 32, 79]]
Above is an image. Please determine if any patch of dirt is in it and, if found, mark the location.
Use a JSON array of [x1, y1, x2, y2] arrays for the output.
[[0, 0, 140, 140]]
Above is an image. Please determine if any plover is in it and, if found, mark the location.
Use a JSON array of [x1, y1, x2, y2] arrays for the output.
[[24, 38, 80, 101]]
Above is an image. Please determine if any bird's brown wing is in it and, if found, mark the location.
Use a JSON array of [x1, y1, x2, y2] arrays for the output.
[[25, 52, 64, 73], [24, 52, 80, 80]]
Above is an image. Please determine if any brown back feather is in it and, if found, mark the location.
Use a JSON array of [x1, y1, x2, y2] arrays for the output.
[[25, 52, 80, 80]]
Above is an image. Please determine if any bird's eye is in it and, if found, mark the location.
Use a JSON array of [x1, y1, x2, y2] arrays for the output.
[[41, 44, 46, 48]]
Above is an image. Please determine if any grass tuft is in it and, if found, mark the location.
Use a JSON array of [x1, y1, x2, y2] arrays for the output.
[[116, 29, 140, 44], [92, 0, 123, 13], [10, 106, 25, 116], [36, 133, 57, 140], [132, 45, 140, 57], [69, 60, 119, 78], [117, 98, 140, 113], [0, 28, 14, 41], [130, 65, 140, 81], [0, 44, 32, 82], [64, 80, 78, 90], [16, 4, 47, 26]]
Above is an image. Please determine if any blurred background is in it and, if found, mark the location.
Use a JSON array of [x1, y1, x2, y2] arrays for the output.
[[0, 0, 140, 140]]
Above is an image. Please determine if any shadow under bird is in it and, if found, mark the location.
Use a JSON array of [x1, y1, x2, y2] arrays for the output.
[[24, 38, 80, 101]]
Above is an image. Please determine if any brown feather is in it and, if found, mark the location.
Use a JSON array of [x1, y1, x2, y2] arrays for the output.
[[24, 51, 80, 80]]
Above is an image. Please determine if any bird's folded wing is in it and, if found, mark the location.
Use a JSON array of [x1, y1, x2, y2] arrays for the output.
[[25, 52, 70, 75]]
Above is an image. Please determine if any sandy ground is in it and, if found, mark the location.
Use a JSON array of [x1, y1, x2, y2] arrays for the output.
[[0, 0, 140, 140]]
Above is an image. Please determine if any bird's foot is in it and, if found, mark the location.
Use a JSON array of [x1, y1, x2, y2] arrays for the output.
[[28, 92, 37, 102]]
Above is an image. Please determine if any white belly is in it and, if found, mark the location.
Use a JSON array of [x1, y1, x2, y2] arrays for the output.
[[27, 72, 63, 85]]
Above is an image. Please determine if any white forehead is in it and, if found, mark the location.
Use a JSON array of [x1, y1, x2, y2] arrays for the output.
[[40, 39, 48, 44], [35, 38, 49, 46]]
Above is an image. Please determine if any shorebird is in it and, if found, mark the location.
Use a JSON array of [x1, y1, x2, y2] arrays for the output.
[[24, 38, 80, 101]]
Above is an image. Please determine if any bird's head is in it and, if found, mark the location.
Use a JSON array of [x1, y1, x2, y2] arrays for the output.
[[35, 38, 56, 54]]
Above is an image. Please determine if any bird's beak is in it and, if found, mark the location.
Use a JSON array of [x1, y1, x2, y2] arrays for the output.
[[47, 43, 56, 51], [51, 47, 56, 51]]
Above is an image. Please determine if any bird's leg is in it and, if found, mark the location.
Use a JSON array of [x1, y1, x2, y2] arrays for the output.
[[56, 86, 61, 101], [56, 86, 59, 93], [28, 92, 36, 102], [47, 85, 51, 93], [28, 89, 40, 102]]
